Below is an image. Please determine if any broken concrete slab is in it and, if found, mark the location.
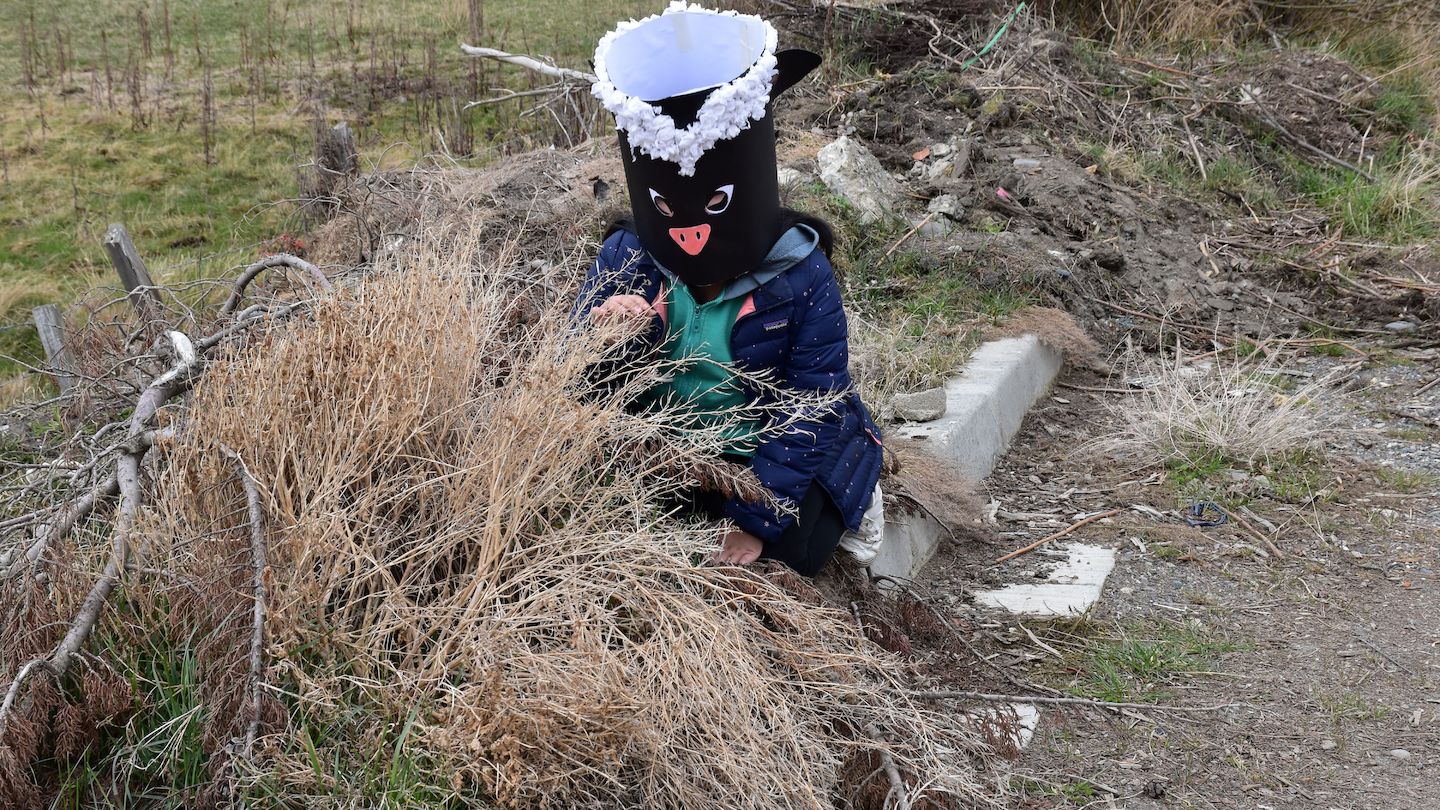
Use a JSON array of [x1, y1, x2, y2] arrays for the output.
[[966, 702, 1041, 750], [892, 336, 1065, 480], [974, 543, 1117, 617], [870, 335, 1065, 582]]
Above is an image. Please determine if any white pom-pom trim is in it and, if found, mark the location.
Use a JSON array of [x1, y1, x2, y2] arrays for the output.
[[593, 2, 778, 177]]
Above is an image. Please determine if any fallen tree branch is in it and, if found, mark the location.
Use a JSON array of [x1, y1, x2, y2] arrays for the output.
[[0, 333, 200, 742], [1226, 97, 1377, 182], [862, 723, 910, 810], [220, 254, 334, 315], [49, 333, 198, 678], [994, 509, 1122, 564], [907, 689, 1248, 713], [464, 85, 570, 110], [3, 429, 175, 576], [459, 44, 597, 85], [218, 443, 269, 758], [1215, 504, 1284, 559]]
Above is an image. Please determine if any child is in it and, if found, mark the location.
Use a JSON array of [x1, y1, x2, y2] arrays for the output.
[[579, 2, 882, 576]]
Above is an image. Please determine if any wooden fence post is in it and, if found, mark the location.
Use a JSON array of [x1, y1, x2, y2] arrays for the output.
[[102, 222, 161, 319], [32, 304, 77, 393]]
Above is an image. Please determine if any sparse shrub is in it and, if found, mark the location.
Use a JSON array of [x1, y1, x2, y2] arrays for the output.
[[1088, 349, 1339, 471]]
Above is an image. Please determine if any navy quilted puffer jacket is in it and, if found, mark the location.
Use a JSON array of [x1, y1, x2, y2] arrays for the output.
[[577, 228, 883, 542]]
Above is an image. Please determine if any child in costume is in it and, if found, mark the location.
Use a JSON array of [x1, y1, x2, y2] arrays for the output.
[[579, 2, 883, 576]]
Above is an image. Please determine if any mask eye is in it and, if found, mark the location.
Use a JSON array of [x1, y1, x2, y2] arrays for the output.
[[648, 188, 674, 217], [705, 184, 734, 215]]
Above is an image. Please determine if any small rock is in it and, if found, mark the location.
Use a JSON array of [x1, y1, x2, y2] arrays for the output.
[[777, 166, 810, 187], [1084, 246, 1127, 271], [1119, 587, 1134, 595], [926, 157, 958, 184], [929, 141, 952, 158], [1013, 157, 1042, 169], [1384, 321, 1417, 333], [817, 136, 905, 224], [891, 387, 946, 422], [917, 217, 950, 239], [1390, 749, 1412, 761], [1320, 740, 1338, 750], [927, 194, 966, 220]]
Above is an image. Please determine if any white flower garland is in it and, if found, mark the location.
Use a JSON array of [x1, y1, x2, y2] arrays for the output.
[[592, 1, 777, 177]]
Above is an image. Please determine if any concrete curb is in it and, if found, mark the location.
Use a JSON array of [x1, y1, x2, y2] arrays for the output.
[[871, 335, 1064, 582]]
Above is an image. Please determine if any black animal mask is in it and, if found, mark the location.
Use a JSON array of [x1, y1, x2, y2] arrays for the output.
[[593, 3, 820, 287]]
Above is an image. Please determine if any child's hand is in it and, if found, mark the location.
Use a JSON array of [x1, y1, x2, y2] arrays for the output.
[[713, 529, 764, 566], [588, 294, 654, 326]]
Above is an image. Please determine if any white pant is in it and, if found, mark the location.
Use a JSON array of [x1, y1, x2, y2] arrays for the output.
[[839, 481, 884, 563]]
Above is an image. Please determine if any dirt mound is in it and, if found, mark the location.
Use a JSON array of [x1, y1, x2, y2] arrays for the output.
[[308, 147, 625, 270], [1221, 50, 1387, 161]]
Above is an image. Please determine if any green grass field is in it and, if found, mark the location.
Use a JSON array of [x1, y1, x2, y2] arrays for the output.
[[0, 0, 661, 389]]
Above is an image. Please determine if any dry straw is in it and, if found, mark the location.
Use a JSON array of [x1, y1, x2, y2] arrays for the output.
[[1086, 347, 1340, 470], [126, 229, 999, 807]]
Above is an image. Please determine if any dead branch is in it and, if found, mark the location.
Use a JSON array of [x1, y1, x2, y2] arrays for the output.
[[994, 509, 1122, 564], [862, 723, 910, 809], [219, 254, 333, 315], [0, 332, 200, 742], [459, 44, 596, 85], [218, 443, 269, 758], [1214, 504, 1285, 559], [49, 332, 199, 678], [907, 689, 1249, 713], [464, 85, 569, 110], [2, 427, 174, 576], [1225, 96, 1378, 182]]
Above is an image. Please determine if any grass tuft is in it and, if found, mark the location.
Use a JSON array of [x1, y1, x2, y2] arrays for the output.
[[1089, 349, 1341, 473]]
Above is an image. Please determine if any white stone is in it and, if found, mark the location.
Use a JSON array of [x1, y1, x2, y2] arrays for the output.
[[892, 387, 947, 422], [777, 166, 810, 188], [927, 194, 966, 220], [974, 543, 1118, 617], [817, 136, 905, 224], [1390, 749, 1413, 761]]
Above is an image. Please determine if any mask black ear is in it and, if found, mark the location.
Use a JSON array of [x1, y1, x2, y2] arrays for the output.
[[770, 49, 822, 99]]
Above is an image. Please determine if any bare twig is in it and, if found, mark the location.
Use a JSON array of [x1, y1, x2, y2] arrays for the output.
[[1214, 504, 1284, 559], [219, 254, 334, 315], [218, 443, 269, 758], [1229, 99, 1377, 182], [908, 689, 1247, 713], [880, 212, 936, 262], [459, 44, 596, 84], [0, 333, 200, 741], [994, 509, 1122, 564], [862, 723, 910, 809]]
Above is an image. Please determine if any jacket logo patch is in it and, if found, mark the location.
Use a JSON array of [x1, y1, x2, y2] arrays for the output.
[[762, 318, 789, 332]]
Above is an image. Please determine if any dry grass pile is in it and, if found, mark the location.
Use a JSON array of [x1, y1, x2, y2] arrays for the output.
[[102, 231, 1002, 807], [987, 306, 1107, 373], [848, 313, 974, 414], [1041, 0, 1440, 50], [1087, 349, 1340, 470]]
